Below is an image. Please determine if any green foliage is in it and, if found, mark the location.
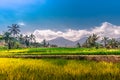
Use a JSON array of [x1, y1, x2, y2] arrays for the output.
[[0, 46, 7, 50], [42, 39, 47, 47], [8, 24, 20, 37], [76, 42, 81, 48], [23, 48, 120, 55], [0, 48, 120, 58], [83, 33, 99, 48]]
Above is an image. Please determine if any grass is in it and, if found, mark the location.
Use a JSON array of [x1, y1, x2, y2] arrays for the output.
[[0, 58, 120, 80], [0, 48, 120, 58]]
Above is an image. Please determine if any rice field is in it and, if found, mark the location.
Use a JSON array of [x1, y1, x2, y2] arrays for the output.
[[0, 48, 120, 80], [0, 58, 119, 80], [0, 48, 120, 57]]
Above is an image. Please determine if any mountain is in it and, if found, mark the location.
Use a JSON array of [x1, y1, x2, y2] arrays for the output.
[[75, 37, 87, 45], [47, 37, 88, 47], [47, 37, 75, 47]]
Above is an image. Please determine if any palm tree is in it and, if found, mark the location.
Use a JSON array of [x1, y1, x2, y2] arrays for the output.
[[92, 34, 99, 45], [76, 42, 81, 48], [83, 36, 91, 48], [42, 39, 47, 47], [101, 37, 109, 48], [87, 36, 92, 47], [24, 35, 30, 47], [3, 32, 11, 44], [2, 32, 14, 49], [85, 34, 99, 48], [107, 38, 118, 48], [82, 40, 88, 48], [19, 34, 24, 44], [8, 24, 20, 37], [29, 34, 36, 43]]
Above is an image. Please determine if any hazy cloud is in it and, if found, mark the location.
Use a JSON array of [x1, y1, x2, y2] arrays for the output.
[[33, 22, 120, 42], [18, 22, 25, 26]]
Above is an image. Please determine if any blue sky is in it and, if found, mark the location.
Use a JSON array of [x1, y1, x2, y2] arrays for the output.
[[0, 0, 120, 33]]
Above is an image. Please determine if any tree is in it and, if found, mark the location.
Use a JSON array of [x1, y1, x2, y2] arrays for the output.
[[24, 35, 30, 47], [107, 38, 118, 49], [42, 39, 47, 47], [76, 42, 81, 48], [83, 34, 99, 48], [2, 32, 14, 49], [29, 34, 36, 43], [47, 42, 50, 47], [8, 24, 20, 37], [19, 34, 23, 43], [87, 36, 92, 47], [101, 37, 109, 48], [91, 34, 99, 47], [18, 34, 25, 45]]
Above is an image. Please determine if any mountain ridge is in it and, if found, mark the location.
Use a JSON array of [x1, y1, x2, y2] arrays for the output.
[[47, 37, 87, 47]]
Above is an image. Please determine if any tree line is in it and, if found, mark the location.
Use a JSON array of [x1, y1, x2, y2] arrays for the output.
[[0, 24, 57, 49], [77, 34, 120, 49]]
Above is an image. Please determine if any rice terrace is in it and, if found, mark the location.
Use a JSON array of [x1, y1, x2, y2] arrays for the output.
[[1, 0, 120, 80]]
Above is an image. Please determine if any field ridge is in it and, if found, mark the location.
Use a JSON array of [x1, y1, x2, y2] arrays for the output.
[[3, 55, 120, 63]]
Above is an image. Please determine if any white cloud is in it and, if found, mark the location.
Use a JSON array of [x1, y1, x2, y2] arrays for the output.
[[92, 22, 120, 38], [62, 29, 89, 41], [18, 22, 25, 26], [32, 22, 120, 42], [33, 30, 61, 42]]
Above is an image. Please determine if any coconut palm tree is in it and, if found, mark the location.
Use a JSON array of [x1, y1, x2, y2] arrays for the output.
[[29, 34, 36, 43], [92, 34, 99, 45], [83, 36, 91, 48], [76, 42, 81, 48], [107, 38, 118, 48], [42, 39, 47, 47], [101, 37, 109, 48], [84, 34, 99, 48], [2, 32, 14, 49], [8, 24, 20, 37], [19, 34, 25, 44], [24, 35, 30, 47], [3, 32, 11, 44]]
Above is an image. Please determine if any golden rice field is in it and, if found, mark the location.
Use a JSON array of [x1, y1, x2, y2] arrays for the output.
[[0, 58, 120, 80]]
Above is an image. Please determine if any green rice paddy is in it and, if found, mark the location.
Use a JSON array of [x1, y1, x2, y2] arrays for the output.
[[0, 48, 120, 57]]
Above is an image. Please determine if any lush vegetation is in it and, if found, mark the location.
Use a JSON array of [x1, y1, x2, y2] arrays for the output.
[[0, 24, 57, 49], [0, 24, 120, 80], [0, 48, 119, 58], [0, 58, 119, 80]]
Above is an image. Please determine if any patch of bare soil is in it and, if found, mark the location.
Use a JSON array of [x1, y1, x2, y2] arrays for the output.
[[10, 55, 120, 63], [84, 55, 120, 63]]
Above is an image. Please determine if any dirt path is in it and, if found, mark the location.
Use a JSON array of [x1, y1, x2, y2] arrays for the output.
[[7, 55, 120, 63]]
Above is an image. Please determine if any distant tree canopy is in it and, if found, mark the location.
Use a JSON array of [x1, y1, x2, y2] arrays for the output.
[[0, 24, 58, 49]]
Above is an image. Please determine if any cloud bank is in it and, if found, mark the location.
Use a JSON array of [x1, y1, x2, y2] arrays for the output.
[[33, 22, 120, 42]]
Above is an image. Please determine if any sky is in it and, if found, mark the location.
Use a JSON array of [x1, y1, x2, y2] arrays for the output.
[[1, 0, 120, 42]]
